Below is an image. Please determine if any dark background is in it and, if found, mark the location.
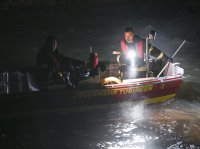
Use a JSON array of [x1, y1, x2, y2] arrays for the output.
[[0, 0, 199, 66], [0, 1, 200, 148]]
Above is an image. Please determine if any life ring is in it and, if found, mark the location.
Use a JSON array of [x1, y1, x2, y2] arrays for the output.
[[100, 76, 121, 86]]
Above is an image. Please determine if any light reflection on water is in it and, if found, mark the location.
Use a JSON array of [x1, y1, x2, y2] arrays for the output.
[[1, 98, 200, 148], [97, 99, 200, 149]]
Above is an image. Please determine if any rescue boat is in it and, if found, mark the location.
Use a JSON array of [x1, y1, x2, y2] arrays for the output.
[[0, 61, 184, 116], [0, 31, 185, 116]]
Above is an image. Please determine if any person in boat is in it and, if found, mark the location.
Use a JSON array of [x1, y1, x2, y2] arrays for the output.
[[36, 34, 104, 88], [118, 27, 172, 78], [36, 34, 61, 74], [36, 34, 85, 87]]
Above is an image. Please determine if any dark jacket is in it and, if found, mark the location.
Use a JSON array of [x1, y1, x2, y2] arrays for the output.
[[36, 48, 60, 72]]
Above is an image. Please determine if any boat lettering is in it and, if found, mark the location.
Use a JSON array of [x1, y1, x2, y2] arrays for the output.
[[74, 84, 153, 98], [119, 84, 153, 95]]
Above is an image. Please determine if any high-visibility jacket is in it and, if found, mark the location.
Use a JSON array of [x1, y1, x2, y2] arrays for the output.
[[120, 35, 168, 67]]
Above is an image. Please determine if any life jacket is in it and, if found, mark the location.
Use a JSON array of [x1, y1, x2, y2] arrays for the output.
[[120, 35, 145, 67], [120, 35, 144, 59], [90, 52, 99, 69]]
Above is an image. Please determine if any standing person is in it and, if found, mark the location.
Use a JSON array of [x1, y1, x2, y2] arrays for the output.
[[118, 27, 172, 78]]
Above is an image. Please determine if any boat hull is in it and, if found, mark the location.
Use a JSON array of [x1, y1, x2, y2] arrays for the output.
[[0, 76, 182, 116]]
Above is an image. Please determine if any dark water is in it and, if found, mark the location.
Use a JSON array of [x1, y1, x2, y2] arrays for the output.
[[1, 99, 200, 149], [0, 1, 200, 148]]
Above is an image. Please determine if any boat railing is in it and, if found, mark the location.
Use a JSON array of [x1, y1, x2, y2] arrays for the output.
[[0, 72, 9, 94], [0, 71, 29, 94]]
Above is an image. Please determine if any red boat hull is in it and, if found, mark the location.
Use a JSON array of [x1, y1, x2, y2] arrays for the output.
[[0, 77, 182, 116]]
